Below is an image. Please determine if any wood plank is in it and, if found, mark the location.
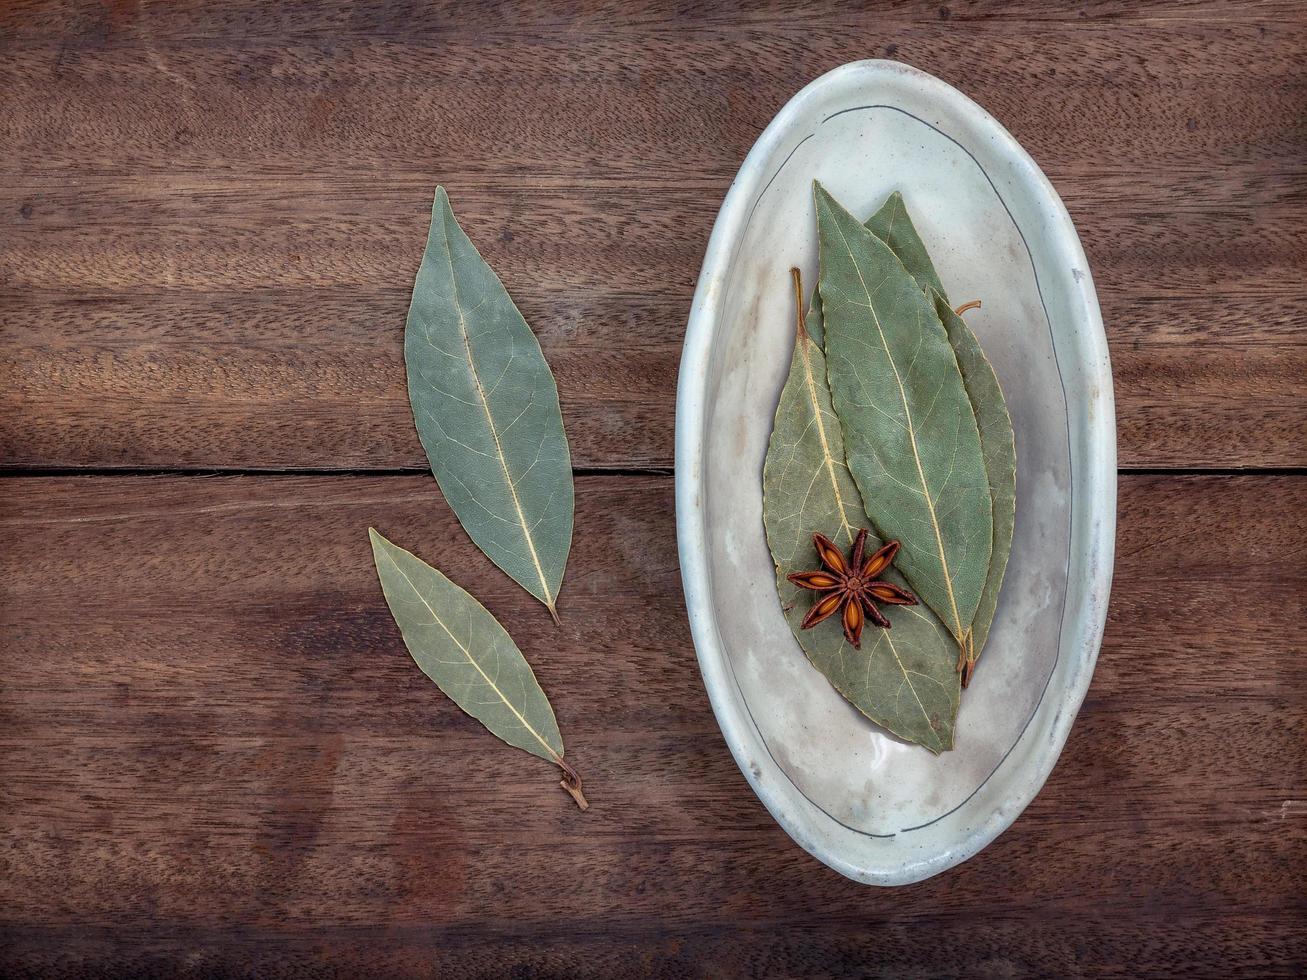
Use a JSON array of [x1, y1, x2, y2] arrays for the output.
[[1, 473, 1303, 975], [3, 0, 1303, 44], [3, 21, 1302, 180], [3, 169, 1304, 469], [1, 915, 1301, 979]]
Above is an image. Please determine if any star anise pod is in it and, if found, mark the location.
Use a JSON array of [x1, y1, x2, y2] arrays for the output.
[[787, 529, 919, 649]]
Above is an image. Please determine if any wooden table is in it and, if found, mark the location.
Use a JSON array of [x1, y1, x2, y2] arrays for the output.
[[2, 2, 1304, 976]]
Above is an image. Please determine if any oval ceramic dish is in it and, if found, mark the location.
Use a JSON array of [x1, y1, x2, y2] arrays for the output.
[[675, 61, 1115, 885]]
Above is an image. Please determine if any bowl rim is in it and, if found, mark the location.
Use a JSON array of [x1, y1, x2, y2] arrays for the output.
[[674, 58, 1116, 884]]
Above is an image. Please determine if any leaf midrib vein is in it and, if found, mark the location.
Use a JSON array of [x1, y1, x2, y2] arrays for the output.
[[863, 629, 942, 752], [798, 336, 856, 541]]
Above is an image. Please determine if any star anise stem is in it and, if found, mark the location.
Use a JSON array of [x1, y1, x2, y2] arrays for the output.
[[787, 529, 918, 648]]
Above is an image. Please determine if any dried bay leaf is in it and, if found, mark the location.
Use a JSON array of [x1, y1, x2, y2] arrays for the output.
[[763, 270, 959, 752], [816, 182, 992, 648], [933, 293, 1016, 683], [369, 528, 587, 808], [862, 193, 1017, 683], [405, 187, 573, 622]]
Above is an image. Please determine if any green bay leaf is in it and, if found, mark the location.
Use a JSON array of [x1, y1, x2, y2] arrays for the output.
[[405, 187, 573, 622], [369, 528, 587, 807], [815, 181, 992, 647], [861, 192, 1017, 679], [763, 271, 959, 753], [933, 292, 1016, 678]]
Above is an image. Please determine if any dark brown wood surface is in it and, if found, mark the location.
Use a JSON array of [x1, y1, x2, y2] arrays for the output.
[[1, 2, 1304, 977]]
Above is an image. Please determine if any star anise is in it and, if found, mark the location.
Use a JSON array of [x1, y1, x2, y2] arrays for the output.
[[787, 529, 919, 649]]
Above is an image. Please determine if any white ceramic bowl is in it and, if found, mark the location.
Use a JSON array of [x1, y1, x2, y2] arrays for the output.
[[675, 61, 1115, 885]]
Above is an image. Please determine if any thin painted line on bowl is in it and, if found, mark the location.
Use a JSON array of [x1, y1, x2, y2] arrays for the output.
[[720, 102, 1075, 839], [730, 680, 899, 839], [743, 133, 816, 233]]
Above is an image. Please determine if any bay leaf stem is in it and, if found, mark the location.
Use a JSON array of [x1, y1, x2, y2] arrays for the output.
[[557, 757, 589, 810], [792, 266, 809, 340]]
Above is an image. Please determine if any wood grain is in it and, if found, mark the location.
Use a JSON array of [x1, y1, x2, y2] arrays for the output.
[[3, 172, 1304, 470], [2, 13, 1303, 178], [4, 0, 1304, 43], [1, 474, 1303, 976], [2, 8, 1305, 470]]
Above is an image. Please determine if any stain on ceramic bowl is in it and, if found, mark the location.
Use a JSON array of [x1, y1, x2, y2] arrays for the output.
[[675, 60, 1115, 884]]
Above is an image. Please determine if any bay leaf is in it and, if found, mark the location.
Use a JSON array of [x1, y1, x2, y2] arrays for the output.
[[861, 192, 1017, 682], [369, 528, 587, 808], [405, 187, 573, 622], [932, 292, 1016, 682], [815, 181, 992, 648], [763, 270, 959, 752]]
